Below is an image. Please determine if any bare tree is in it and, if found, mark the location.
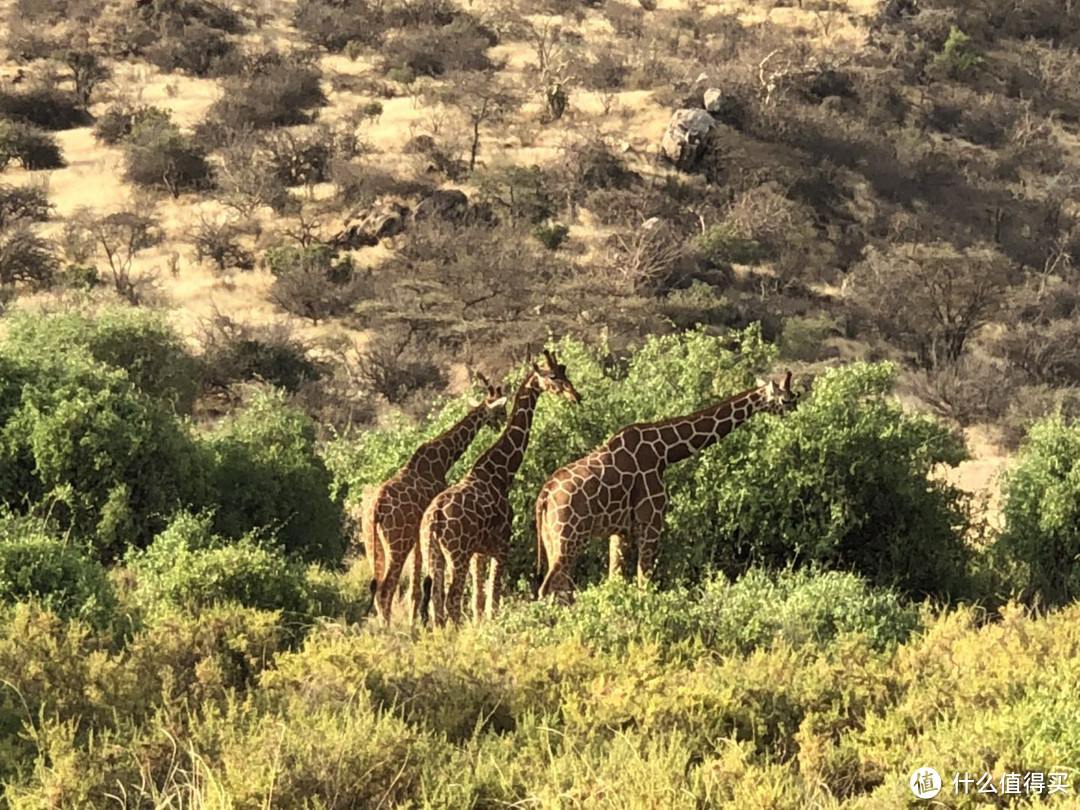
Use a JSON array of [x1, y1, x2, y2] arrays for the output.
[[72, 205, 164, 303], [844, 241, 1017, 367], [436, 71, 522, 171]]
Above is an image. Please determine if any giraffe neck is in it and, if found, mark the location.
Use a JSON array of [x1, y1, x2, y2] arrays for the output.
[[471, 373, 540, 486], [406, 405, 490, 481], [652, 385, 771, 466]]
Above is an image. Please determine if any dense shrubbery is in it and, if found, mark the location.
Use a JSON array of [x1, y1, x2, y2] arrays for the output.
[[2, 309, 201, 412], [0, 514, 115, 627], [0, 120, 64, 170], [997, 415, 1080, 607], [122, 114, 212, 197], [0, 348, 206, 561], [0, 311, 347, 566], [206, 392, 347, 566], [2, 585, 1079, 807], [128, 512, 312, 618], [494, 569, 920, 656]]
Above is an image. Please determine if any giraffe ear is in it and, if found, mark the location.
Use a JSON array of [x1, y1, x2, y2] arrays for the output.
[[489, 396, 508, 409], [467, 397, 482, 408], [764, 381, 776, 396], [755, 377, 766, 387]]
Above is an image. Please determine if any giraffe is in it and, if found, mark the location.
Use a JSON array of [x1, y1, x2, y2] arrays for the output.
[[364, 376, 508, 624], [534, 371, 798, 599], [419, 350, 581, 627]]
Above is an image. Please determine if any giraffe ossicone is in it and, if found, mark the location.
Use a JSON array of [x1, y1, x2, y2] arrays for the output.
[[420, 349, 581, 627], [535, 370, 798, 600], [364, 375, 507, 624]]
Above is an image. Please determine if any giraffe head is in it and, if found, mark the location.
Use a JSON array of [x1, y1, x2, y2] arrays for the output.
[[531, 349, 582, 403], [755, 370, 798, 414], [471, 373, 509, 429]]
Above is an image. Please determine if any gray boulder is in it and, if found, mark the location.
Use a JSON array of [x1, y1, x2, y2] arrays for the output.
[[659, 108, 717, 172]]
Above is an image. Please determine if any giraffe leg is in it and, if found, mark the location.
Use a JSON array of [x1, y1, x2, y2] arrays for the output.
[[444, 551, 468, 626], [633, 487, 667, 587], [608, 533, 628, 580], [538, 549, 575, 600], [470, 554, 486, 622], [377, 548, 407, 624], [427, 542, 447, 627], [408, 544, 423, 624], [485, 548, 507, 621]]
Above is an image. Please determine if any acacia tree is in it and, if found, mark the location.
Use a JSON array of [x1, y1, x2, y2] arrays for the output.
[[844, 241, 1017, 367], [72, 206, 164, 303], [436, 71, 522, 171], [60, 49, 110, 108]]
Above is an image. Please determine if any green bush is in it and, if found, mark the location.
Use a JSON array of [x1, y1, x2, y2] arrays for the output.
[[494, 569, 918, 656], [130, 513, 310, 617], [932, 26, 984, 79], [0, 515, 115, 627], [2, 309, 202, 413], [778, 314, 840, 362], [695, 568, 919, 653], [694, 221, 767, 265], [674, 362, 971, 597], [0, 350, 207, 561], [532, 221, 569, 251], [206, 392, 347, 566], [996, 415, 1080, 607]]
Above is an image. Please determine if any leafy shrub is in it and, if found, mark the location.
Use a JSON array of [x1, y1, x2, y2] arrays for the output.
[[0, 87, 88, 129], [475, 163, 556, 224], [380, 19, 495, 77], [130, 512, 311, 617], [206, 392, 347, 566], [495, 569, 919, 655], [293, 0, 384, 51], [693, 221, 767, 265], [662, 281, 737, 330], [996, 415, 1080, 606], [0, 223, 58, 289], [778, 314, 840, 362], [0, 316, 208, 560], [198, 54, 326, 146], [264, 126, 343, 187], [143, 23, 233, 75], [2, 308, 202, 413], [0, 120, 65, 170], [0, 514, 116, 627], [673, 362, 970, 597], [930, 26, 984, 78], [123, 115, 212, 197], [200, 316, 320, 392], [57, 263, 100, 290], [695, 568, 920, 653], [92, 104, 171, 145], [532, 221, 569, 250], [0, 181, 51, 228], [267, 244, 369, 323]]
